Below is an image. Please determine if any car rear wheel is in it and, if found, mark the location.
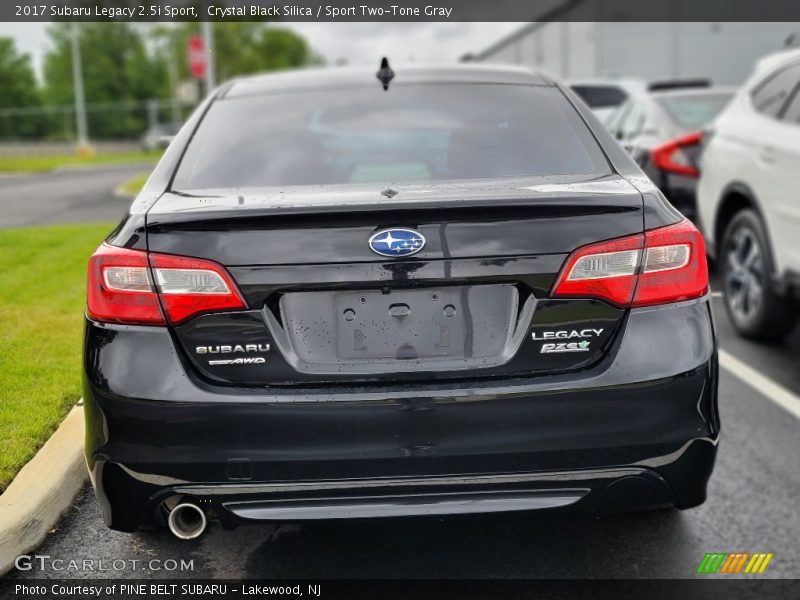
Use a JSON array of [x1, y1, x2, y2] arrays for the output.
[[720, 209, 796, 340]]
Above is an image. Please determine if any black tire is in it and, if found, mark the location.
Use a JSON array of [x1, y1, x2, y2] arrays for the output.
[[720, 209, 797, 341]]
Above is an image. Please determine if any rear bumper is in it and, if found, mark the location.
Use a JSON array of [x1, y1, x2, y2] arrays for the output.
[[83, 298, 719, 531], [92, 445, 716, 531]]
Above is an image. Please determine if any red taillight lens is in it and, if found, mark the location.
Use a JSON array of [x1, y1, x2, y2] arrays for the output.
[[548, 234, 643, 306], [552, 220, 708, 308], [650, 131, 702, 178], [87, 244, 246, 326], [634, 220, 708, 307], [149, 252, 246, 325], [87, 245, 164, 325]]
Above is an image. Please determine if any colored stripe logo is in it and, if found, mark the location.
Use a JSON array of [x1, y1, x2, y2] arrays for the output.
[[697, 553, 773, 574]]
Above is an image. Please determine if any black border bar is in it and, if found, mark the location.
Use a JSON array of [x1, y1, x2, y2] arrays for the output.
[[6, 0, 800, 22], [2, 579, 799, 600]]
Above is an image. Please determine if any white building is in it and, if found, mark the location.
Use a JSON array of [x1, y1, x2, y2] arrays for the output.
[[468, 22, 799, 85]]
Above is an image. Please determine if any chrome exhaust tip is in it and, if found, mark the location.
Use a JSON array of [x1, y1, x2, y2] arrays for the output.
[[167, 501, 207, 540]]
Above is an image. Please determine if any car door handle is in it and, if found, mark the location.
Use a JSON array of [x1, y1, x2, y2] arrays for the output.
[[759, 145, 777, 164]]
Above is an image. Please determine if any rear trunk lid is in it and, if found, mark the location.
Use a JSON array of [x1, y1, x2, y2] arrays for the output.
[[145, 175, 643, 386]]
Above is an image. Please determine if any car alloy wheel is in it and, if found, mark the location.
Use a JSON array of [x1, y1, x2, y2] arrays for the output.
[[724, 225, 764, 323]]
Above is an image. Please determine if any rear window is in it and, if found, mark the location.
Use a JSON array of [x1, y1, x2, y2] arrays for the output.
[[657, 92, 733, 129], [173, 84, 609, 190], [570, 85, 628, 109], [750, 62, 800, 118]]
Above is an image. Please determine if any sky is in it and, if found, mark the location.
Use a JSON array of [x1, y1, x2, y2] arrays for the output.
[[0, 22, 522, 80]]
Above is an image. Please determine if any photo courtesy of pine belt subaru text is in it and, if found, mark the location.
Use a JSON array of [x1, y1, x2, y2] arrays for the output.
[[83, 62, 719, 539]]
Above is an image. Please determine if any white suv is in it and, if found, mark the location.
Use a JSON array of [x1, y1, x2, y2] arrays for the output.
[[697, 49, 800, 340]]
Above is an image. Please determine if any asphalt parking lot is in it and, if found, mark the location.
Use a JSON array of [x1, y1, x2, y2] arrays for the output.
[[4, 169, 800, 579], [0, 164, 147, 229]]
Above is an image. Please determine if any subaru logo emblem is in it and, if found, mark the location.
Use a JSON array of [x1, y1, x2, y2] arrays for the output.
[[369, 228, 426, 257]]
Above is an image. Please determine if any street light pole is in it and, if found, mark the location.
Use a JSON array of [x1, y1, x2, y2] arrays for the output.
[[165, 35, 181, 125], [201, 21, 216, 94], [70, 22, 90, 152]]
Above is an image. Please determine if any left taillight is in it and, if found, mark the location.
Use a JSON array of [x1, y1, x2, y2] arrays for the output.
[[650, 131, 702, 178], [551, 219, 708, 308], [87, 243, 246, 326], [87, 244, 164, 325]]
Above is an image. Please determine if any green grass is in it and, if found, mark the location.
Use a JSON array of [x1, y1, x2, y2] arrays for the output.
[[0, 150, 160, 173], [0, 222, 114, 492], [116, 172, 150, 196]]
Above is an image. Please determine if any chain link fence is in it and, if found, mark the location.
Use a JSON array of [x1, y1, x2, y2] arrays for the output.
[[0, 98, 196, 149]]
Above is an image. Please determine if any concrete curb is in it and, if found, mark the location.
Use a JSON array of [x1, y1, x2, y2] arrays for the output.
[[0, 405, 87, 576]]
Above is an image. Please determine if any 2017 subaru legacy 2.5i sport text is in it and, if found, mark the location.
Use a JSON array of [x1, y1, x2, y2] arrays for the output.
[[83, 64, 718, 540]]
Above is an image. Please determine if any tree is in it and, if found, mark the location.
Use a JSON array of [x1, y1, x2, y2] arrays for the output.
[[212, 24, 321, 80], [40, 22, 319, 141], [42, 23, 168, 139], [0, 37, 44, 139]]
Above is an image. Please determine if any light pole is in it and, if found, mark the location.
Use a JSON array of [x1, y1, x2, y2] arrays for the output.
[[70, 22, 90, 154], [163, 33, 181, 125], [201, 21, 216, 94]]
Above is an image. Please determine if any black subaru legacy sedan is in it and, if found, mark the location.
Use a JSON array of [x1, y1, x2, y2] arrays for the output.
[[83, 64, 718, 539]]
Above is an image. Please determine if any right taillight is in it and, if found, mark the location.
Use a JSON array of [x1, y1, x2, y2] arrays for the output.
[[650, 131, 702, 178], [634, 220, 708, 306], [551, 219, 708, 308], [87, 243, 247, 326]]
